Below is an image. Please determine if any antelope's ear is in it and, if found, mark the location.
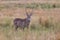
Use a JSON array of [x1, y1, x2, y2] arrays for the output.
[[30, 9, 34, 16]]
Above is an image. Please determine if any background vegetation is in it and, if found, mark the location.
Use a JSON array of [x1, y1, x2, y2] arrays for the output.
[[0, 3, 60, 40]]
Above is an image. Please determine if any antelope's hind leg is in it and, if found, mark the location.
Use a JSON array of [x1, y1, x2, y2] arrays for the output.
[[22, 26, 25, 31]]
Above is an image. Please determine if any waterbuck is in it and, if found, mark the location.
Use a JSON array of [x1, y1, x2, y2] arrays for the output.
[[13, 11, 33, 30]]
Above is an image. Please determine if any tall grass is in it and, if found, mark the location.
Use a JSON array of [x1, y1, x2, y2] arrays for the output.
[[0, 17, 60, 40]]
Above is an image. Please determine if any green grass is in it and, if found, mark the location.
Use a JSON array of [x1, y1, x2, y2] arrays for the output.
[[0, 3, 60, 10]]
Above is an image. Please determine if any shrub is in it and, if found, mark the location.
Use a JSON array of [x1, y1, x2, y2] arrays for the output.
[[39, 17, 54, 28]]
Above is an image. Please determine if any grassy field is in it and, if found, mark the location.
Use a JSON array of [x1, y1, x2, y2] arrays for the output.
[[0, 3, 60, 10], [0, 16, 60, 40], [0, 3, 60, 40]]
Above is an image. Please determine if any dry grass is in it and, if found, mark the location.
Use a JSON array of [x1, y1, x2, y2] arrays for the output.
[[0, 15, 60, 40], [0, 5, 60, 40]]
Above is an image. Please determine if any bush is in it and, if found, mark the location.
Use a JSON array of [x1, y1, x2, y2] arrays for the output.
[[39, 17, 54, 29]]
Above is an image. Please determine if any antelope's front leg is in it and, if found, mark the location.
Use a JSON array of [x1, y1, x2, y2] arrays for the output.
[[15, 26, 18, 31]]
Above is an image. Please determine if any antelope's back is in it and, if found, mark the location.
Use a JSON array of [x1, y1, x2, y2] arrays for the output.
[[14, 18, 23, 25]]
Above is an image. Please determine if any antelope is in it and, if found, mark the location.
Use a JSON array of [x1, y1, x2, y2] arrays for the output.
[[13, 9, 33, 30]]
